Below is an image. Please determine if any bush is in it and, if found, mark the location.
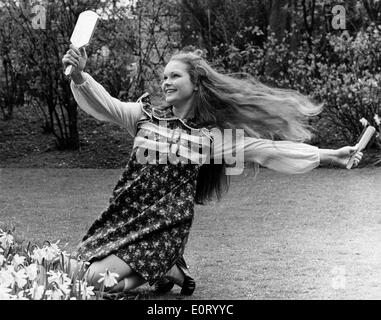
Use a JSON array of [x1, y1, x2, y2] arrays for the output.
[[211, 25, 381, 147]]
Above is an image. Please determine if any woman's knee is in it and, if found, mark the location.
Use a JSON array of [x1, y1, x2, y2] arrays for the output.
[[84, 255, 134, 288], [85, 261, 104, 288]]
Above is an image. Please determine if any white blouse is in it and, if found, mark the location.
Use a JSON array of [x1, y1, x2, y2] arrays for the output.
[[70, 72, 320, 175]]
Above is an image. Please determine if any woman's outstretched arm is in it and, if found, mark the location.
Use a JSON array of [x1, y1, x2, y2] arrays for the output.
[[211, 129, 363, 174], [243, 138, 363, 173], [62, 45, 143, 137]]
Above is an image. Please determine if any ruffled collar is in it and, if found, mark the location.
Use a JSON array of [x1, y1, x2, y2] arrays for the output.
[[138, 92, 202, 130]]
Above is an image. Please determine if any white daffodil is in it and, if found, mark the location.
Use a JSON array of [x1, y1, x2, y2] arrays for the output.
[[0, 232, 14, 248], [0, 286, 13, 300], [47, 270, 68, 284], [0, 268, 15, 288], [97, 269, 119, 288], [45, 285, 65, 300], [31, 243, 61, 264], [49, 240, 61, 253], [374, 114, 381, 126], [47, 270, 71, 295], [14, 291, 29, 300], [359, 117, 369, 127], [12, 268, 28, 289], [43, 248, 54, 263], [76, 280, 95, 300], [83, 285, 95, 300], [25, 263, 38, 281], [44, 242, 61, 263], [30, 247, 45, 264], [28, 281, 45, 300], [12, 254, 26, 267]]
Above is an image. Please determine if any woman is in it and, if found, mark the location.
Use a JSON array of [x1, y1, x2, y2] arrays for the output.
[[62, 46, 363, 297]]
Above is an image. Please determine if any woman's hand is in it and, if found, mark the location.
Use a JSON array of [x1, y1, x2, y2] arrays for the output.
[[62, 44, 87, 75], [319, 145, 363, 168], [335, 145, 363, 168]]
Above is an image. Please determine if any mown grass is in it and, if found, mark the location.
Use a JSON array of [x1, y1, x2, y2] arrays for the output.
[[1, 167, 381, 299]]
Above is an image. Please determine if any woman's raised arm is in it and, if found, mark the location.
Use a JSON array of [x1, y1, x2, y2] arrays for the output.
[[62, 45, 143, 137]]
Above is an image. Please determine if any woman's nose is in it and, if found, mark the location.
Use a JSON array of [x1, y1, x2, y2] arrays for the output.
[[163, 79, 172, 87]]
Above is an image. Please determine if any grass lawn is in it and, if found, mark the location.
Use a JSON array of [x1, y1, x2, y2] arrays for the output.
[[1, 167, 380, 299]]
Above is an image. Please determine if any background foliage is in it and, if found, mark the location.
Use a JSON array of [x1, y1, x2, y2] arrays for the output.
[[0, 0, 380, 156]]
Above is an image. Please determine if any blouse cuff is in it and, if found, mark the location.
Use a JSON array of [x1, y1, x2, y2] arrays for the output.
[[316, 148, 321, 167], [70, 72, 91, 88]]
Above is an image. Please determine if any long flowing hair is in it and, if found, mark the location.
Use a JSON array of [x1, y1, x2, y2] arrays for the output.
[[168, 50, 323, 204]]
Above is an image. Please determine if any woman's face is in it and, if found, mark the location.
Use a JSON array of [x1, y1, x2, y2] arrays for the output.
[[162, 60, 196, 107]]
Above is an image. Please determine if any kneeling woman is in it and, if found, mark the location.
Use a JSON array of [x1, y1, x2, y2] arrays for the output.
[[61, 47, 363, 296]]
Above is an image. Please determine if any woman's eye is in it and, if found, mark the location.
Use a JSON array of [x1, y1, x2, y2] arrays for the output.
[[163, 74, 180, 80]]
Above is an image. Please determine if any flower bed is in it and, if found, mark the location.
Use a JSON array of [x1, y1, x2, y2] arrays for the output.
[[0, 227, 119, 300]]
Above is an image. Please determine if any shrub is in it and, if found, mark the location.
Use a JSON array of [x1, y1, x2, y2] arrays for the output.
[[211, 25, 381, 147]]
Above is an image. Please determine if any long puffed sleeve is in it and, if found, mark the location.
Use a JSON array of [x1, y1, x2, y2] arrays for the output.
[[210, 128, 320, 174], [242, 137, 320, 174], [70, 72, 143, 137]]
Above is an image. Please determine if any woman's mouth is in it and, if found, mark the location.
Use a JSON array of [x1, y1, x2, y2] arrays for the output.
[[165, 89, 177, 95]]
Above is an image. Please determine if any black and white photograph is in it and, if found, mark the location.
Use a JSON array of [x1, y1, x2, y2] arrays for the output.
[[0, 0, 381, 305]]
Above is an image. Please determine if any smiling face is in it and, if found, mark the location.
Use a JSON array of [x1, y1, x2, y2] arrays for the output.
[[162, 60, 196, 108]]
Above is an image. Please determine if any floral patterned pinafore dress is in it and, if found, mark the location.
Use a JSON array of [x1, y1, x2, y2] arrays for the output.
[[73, 94, 213, 284]]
